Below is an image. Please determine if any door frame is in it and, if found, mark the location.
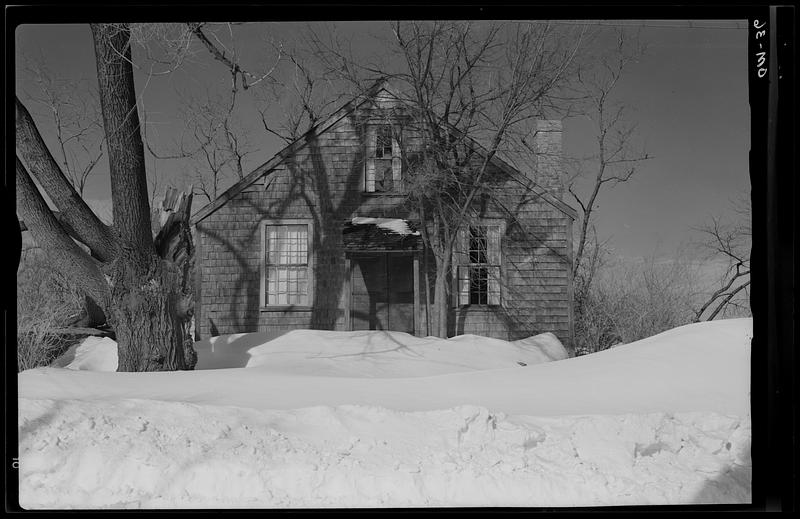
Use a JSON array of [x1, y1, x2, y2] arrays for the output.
[[345, 251, 421, 335]]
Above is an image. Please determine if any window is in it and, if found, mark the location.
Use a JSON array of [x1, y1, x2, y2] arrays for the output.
[[262, 223, 310, 306], [375, 124, 393, 158], [455, 224, 502, 306], [365, 124, 402, 192], [467, 226, 489, 304]]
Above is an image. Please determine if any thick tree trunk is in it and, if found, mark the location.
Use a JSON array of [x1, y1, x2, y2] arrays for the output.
[[91, 24, 154, 256], [109, 186, 196, 372], [15, 158, 110, 304], [109, 255, 192, 371], [16, 99, 118, 263], [91, 25, 196, 372]]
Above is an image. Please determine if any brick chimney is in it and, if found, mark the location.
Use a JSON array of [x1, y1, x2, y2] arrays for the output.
[[532, 119, 564, 199]]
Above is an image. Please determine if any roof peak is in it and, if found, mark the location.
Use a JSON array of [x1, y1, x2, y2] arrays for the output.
[[191, 81, 575, 224]]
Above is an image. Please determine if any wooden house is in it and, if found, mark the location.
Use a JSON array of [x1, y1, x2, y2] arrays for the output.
[[191, 82, 577, 352]]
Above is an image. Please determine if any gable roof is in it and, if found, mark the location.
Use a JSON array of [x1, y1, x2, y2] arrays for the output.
[[191, 80, 576, 224]]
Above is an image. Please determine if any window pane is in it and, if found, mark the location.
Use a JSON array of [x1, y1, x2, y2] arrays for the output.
[[469, 266, 488, 305], [374, 159, 393, 191], [469, 226, 488, 264], [376, 125, 392, 158]]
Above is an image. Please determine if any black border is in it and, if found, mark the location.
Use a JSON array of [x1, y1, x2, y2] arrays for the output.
[[5, 1, 797, 513]]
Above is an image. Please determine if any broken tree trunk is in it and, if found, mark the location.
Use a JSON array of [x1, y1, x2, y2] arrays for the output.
[[154, 186, 197, 370]]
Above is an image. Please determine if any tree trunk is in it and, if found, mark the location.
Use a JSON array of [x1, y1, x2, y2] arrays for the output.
[[90, 24, 196, 372], [433, 267, 449, 338], [109, 255, 192, 371], [15, 158, 110, 304], [91, 24, 154, 256]]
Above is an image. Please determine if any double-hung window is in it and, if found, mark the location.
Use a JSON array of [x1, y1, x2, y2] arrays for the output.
[[365, 123, 402, 192], [261, 222, 311, 307], [455, 224, 502, 306]]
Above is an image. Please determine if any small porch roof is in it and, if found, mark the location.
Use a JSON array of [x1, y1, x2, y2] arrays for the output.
[[342, 217, 421, 251]]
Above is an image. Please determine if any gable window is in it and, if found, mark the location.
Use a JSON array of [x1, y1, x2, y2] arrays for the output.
[[455, 224, 502, 306], [261, 221, 311, 307], [365, 124, 402, 192]]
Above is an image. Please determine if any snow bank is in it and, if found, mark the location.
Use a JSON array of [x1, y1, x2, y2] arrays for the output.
[[50, 337, 118, 371], [57, 328, 568, 374], [243, 329, 568, 376], [30, 319, 750, 417], [18, 399, 750, 508], [18, 319, 752, 508]]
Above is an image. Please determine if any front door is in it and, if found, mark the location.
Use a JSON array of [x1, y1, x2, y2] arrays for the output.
[[351, 253, 414, 333]]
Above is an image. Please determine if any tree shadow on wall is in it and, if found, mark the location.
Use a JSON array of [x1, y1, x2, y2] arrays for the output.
[[270, 119, 371, 331], [447, 183, 570, 343], [199, 224, 260, 335]]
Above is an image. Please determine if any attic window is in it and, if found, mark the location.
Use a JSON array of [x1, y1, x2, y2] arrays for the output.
[[365, 124, 402, 192]]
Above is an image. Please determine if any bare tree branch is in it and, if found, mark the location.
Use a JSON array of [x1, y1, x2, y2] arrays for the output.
[[16, 97, 118, 262], [569, 29, 650, 282], [692, 196, 751, 321], [187, 22, 282, 91]]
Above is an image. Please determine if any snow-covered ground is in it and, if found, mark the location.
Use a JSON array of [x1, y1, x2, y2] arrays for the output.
[[18, 319, 752, 508]]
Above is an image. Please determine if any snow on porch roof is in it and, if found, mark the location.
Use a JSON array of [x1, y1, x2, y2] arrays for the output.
[[350, 217, 420, 236], [343, 217, 421, 251]]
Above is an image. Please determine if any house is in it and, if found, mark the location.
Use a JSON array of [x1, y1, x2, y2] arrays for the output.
[[191, 81, 577, 352]]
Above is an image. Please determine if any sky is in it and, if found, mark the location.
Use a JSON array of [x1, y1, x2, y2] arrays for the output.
[[15, 20, 750, 264]]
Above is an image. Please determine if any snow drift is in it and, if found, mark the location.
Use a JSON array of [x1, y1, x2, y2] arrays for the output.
[[17, 318, 752, 508], [53, 329, 569, 374], [21, 319, 750, 416]]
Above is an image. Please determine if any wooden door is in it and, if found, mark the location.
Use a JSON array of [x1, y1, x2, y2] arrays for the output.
[[351, 253, 414, 333]]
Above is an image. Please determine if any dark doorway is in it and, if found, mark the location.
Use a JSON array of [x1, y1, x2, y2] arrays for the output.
[[351, 253, 414, 333]]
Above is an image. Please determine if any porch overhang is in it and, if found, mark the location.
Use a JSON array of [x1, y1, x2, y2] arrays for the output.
[[342, 217, 421, 252]]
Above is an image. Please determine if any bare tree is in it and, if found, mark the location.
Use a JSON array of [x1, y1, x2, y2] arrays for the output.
[[140, 22, 282, 203], [19, 53, 104, 196], [309, 21, 584, 337], [575, 250, 702, 354], [692, 196, 751, 321], [569, 31, 649, 279], [565, 30, 650, 334], [170, 89, 255, 203], [253, 40, 351, 143], [18, 53, 112, 331], [187, 22, 282, 93], [16, 24, 195, 372]]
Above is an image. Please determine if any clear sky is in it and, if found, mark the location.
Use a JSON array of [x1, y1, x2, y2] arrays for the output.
[[15, 20, 750, 263]]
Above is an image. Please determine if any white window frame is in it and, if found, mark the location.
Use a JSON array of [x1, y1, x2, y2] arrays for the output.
[[453, 221, 504, 307], [260, 218, 314, 309], [365, 123, 402, 192]]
